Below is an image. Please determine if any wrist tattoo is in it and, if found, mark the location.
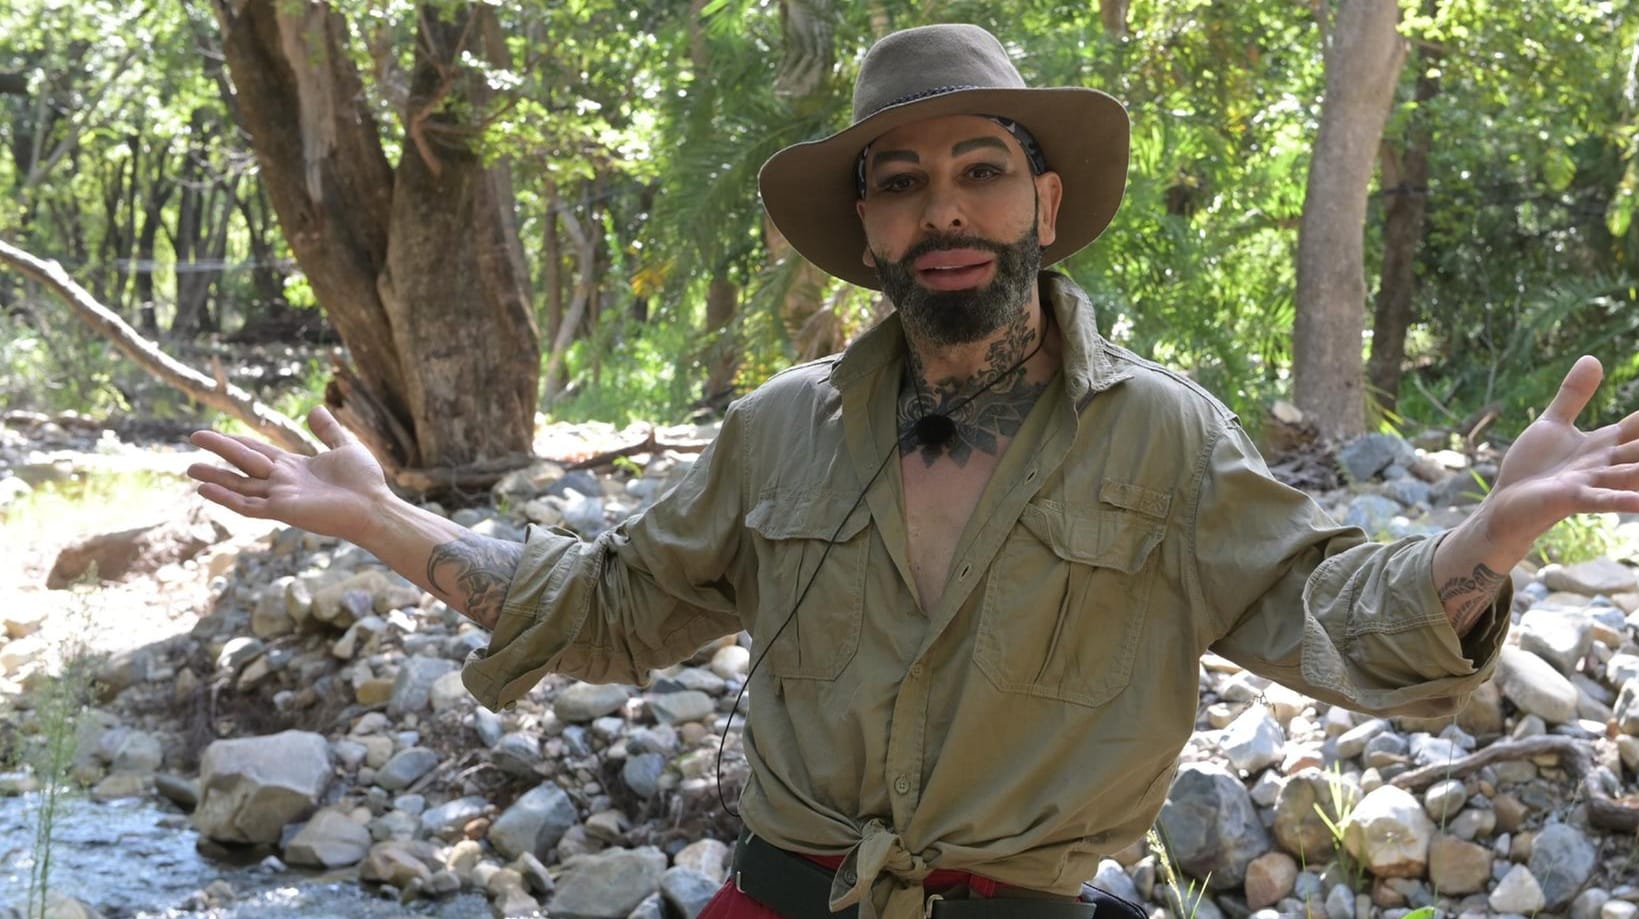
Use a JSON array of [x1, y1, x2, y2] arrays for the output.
[[1437, 562, 1505, 636], [427, 535, 524, 630]]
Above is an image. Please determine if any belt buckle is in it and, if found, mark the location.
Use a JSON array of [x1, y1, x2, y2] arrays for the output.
[[924, 894, 943, 919]]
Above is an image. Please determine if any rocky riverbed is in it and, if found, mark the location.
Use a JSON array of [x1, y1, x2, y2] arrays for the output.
[[2, 413, 1638, 919]]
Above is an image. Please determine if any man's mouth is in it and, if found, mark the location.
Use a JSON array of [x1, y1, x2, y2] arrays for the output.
[[912, 248, 996, 290]]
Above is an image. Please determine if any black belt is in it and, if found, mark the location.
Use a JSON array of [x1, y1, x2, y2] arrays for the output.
[[729, 831, 1099, 919]]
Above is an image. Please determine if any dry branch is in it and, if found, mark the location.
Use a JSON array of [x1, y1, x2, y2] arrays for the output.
[[1390, 734, 1639, 833], [563, 424, 711, 471], [0, 238, 323, 455]]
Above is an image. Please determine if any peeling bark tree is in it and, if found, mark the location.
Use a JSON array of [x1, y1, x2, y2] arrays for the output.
[[211, 0, 539, 491], [1293, 0, 1407, 441]]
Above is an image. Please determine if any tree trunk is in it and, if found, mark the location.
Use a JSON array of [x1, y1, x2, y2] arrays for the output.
[[1367, 45, 1439, 413], [1100, 0, 1130, 38], [767, 0, 838, 357], [212, 0, 538, 488], [703, 274, 740, 403], [1293, 0, 1406, 442]]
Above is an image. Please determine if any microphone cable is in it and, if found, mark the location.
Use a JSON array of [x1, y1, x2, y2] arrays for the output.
[[714, 321, 1049, 817]]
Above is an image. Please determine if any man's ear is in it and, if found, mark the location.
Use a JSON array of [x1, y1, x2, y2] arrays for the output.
[[1034, 171, 1064, 248], [856, 199, 876, 267]]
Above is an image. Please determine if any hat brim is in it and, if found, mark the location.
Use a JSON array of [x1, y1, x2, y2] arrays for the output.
[[758, 87, 1130, 290]]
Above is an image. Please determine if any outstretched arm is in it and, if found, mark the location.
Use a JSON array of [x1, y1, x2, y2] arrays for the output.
[[1434, 355, 1639, 635], [188, 406, 519, 629]]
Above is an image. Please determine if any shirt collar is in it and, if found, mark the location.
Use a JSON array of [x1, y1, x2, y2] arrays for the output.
[[828, 270, 1131, 404]]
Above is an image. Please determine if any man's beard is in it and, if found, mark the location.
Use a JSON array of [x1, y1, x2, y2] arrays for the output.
[[872, 223, 1042, 348]]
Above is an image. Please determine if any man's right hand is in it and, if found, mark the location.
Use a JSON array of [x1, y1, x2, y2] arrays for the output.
[[188, 405, 392, 544]]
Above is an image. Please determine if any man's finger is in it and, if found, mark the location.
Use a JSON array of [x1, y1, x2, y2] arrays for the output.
[[190, 430, 276, 477], [1541, 355, 1604, 426], [187, 462, 268, 497], [196, 483, 269, 518], [308, 405, 357, 451]]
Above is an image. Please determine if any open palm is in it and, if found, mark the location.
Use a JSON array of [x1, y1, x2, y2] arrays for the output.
[[188, 406, 393, 543]]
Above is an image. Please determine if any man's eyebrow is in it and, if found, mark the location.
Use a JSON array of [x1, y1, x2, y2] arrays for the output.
[[871, 149, 920, 168], [951, 136, 1011, 157]]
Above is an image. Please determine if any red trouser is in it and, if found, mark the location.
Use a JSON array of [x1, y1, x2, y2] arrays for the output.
[[698, 852, 1005, 918]]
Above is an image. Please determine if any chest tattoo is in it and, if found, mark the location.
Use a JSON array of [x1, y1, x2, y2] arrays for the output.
[[898, 314, 1050, 468]]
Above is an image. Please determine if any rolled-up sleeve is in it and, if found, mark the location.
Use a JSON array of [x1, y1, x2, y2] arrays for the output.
[[462, 405, 750, 711], [1190, 421, 1509, 718]]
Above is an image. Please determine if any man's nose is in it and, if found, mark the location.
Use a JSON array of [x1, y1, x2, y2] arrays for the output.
[[920, 182, 966, 232]]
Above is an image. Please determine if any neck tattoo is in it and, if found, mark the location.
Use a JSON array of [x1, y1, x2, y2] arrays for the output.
[[897, 307, 1052, 469]]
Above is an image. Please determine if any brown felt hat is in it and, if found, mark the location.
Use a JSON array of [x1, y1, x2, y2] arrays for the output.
[[758, 24, 1130, 290]]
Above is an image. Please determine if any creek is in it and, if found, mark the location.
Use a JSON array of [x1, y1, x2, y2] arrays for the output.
[[0, 793, 490, 918]]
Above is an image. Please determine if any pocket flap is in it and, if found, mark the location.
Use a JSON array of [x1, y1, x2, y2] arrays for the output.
[[1017, 501, 1163, 574], [745, 490, 872, 542]]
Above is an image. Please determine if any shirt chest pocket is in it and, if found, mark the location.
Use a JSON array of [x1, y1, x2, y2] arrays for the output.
[[744, 490, 872, 681], [975, 488, 1168, 708]]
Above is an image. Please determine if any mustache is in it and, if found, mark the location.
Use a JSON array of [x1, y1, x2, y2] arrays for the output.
[[898, 234, 1012, 264]]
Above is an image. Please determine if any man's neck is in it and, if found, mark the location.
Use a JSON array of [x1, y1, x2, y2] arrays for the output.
[[904, 288, 1047, 400]]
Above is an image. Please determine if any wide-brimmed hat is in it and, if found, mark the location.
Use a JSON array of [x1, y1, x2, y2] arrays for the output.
[[758, 24, 1130, 290]]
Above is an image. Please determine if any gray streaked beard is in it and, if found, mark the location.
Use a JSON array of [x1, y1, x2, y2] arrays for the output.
[[873, 223, 1043, 348]]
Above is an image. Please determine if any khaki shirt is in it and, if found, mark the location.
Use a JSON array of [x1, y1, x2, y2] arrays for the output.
[[463, 272, 1508, 919]]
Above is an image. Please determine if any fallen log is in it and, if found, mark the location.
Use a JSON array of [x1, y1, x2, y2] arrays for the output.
[[1390, 734, 1639, 833], [0, 239, 322, 456]]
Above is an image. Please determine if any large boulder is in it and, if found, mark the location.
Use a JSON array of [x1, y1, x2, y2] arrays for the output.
[[192, 730, 331, 844], [550, 846, 668, 919], [1156, 762, 1271, 888], [1342, 785, 1434, 878], [284, 807, 373, 867], [488, 781, 579, 860], [47, 506, 227, 588]]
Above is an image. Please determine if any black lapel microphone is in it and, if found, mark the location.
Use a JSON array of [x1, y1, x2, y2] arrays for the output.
[[905, 322, 1049, 451]]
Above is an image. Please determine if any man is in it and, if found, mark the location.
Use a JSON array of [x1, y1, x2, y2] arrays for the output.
[[188, 24, 1639, 919]]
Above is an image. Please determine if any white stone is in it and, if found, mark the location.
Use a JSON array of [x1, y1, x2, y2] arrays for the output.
[[1490, 864, 1547, 914]]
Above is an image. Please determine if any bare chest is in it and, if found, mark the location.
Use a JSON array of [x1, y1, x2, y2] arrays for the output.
[[899, 447, 1006, 610]]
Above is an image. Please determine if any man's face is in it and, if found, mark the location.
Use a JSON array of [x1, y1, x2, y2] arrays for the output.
[[854, 114, 1063, 346]]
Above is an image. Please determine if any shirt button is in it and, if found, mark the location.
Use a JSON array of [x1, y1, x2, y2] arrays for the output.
[[909, 662, 924, 678], [894, 776, 910, 795]]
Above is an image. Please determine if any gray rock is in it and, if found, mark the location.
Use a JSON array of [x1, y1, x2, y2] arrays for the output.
[[193, 730, 331, 844], [474, 707, 505, 747], [1090, 858, 1141, 904], [1572, 888, 1612, 919], [1615, 680, 1639, 735], [489, 781, 578, 861], [427, 669, 469, 712], [673, 838, 731, 884], [375, 747, 438, 791], [1490, 864, 1547, 914], [1341, 785, 1434, 877], [419, 795, 489, 838], [622, 752, 666, 799], [1222, 706, 1285, 775], [359, 839, 433, 889], [1545, 559, 1637, 596], [1339, 434, 1414, 483], [659, 866, 719, 919], [1609, 654, 1639, 688], [1335, 719, 1391, 761], [1325, 883, 1354, 919], [550, 846, 667, 919], [1519, 608, 1595, 675], [1382, 478, 1431, 507], [284, 808, 372, 867], [1529, 822, 1596, 909], [646, 690, 715, 725], [1363, 730, 1409, 768], [1408, 734, 1461, 768], [110, 730, 164, 774], [1422, 779, 1467, 823], [388, 656, 458, 717], [1497, 646, 1579, 724], [1156, 762, 1271, 888], [492, 731, 544, 777], [154, 773, 198, 810], [1343, 495, 1403, 534], [555, 682, 632, 723]]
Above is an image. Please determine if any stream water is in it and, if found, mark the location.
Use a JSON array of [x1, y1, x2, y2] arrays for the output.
[[0, 793, 492, 918]]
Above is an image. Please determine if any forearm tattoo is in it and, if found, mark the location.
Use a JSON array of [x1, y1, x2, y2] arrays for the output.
[[1437, 563, 1505, 636], [898, 310, 1048, 468], [426, 535, 524, 631]]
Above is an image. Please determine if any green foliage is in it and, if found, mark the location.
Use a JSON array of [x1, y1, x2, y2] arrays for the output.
[[1534, 512, 1621, 565], [1311, 762, 1367, 893], [1145, 827, 1212, 919], [2, 0, 1637, 435]]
